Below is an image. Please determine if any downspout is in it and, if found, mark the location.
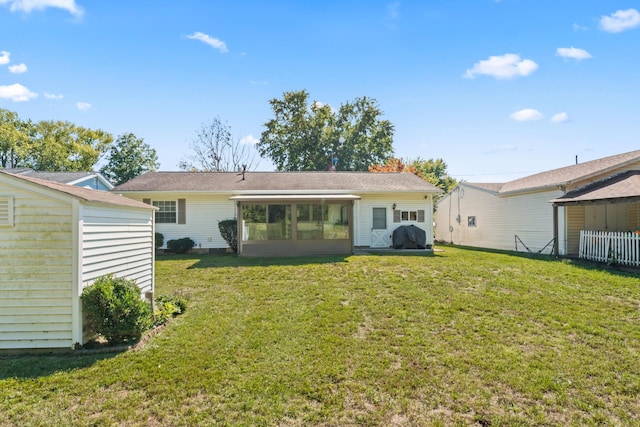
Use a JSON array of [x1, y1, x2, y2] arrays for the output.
[[553, 204, 559, 257]]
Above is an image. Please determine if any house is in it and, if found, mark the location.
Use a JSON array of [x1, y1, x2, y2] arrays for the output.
[[113, 171, 442, 256], [0, 171, 155, 351], [2, 168, 114, 190], [434, 149, 640, 256]]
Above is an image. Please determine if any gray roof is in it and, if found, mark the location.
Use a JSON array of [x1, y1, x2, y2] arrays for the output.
[[498, 149, 640, 194], [113, 171, 443, 193], [551, 170, 640, 205], [2, 168, 113, 189], [0, 171, 153, 210]]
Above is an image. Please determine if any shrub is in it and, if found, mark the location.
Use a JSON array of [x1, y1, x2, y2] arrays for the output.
[[218, 219, 238, 252], [166, 237, 195, 254], [81, 275, 152, 344], [153, 292, 189, 326], [155, 232, 164, 249]]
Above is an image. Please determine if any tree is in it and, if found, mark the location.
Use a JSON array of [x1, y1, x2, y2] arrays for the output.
[[100, 133, 160, 185], [258, 90, 394, 171], [411, 157, 457, 193], [369, 157, 457, 193], [25, 120, 113, 171], [0, 108, 31, 168], [180, 117, 258, 172]]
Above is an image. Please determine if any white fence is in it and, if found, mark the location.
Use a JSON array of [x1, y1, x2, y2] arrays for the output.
[[579, 230, 640, 266]]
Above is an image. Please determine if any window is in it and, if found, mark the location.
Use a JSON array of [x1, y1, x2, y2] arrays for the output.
[[153, 200, 176, 223], [468, 216, 477, 227], [372, 208, 387, 230], [323, 203, 349, 239], [0, 196, 14, 227], [397, 210, 422, 222], [243, 202, 349, 241], [242, 204, 291, 241]]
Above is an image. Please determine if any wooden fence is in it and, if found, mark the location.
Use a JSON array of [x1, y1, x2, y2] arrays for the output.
[[579, 230, 640, 266]]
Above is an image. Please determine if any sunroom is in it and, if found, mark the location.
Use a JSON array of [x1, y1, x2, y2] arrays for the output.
[[231, 195, 359, 256]]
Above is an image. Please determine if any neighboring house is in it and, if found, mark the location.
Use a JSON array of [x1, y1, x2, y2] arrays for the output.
[[113, 171, 442, 256], [435, 149, 640, 256], [2, 168, 114, 190], [0, 171, 155, 351]]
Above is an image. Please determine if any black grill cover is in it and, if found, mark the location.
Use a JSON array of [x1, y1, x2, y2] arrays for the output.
[[392, 225, 427, 249]]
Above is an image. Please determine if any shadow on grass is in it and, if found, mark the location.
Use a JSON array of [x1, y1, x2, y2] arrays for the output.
[[160, 250, 437, 269], [0, 351, 116, 380], [158, 253, 353, 269], [436, 243, 640, 278]]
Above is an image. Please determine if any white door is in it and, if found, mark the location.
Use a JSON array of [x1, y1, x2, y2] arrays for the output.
[[371, 207, 390, 248]]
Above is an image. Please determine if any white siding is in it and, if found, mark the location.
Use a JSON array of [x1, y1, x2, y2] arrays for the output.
[[435, 184, 562, 253], [355, 193, 434, 247], [81, 204, 154, 294], [0, 181, 74, 350], [129, 193, 235, 250], [125, 192, 435, 250]]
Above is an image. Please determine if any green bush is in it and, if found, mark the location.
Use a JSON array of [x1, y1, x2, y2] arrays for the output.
[[153, 292, 189, 326], [81, 275, 152, 344], [166, 237, 195, 254], [155, 232, 164, 249], [218, 219, 237, 252]]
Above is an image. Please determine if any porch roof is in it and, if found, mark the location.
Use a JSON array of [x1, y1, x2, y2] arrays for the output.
[[551, 170, 640, 206]]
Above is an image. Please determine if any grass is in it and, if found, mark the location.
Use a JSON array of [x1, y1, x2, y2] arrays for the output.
[[1, 247, 640, 426]]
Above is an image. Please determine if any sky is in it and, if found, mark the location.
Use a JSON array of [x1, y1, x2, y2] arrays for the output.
[[1, 0, 639, 182]]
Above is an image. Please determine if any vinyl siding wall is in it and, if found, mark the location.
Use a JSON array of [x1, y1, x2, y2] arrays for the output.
[[355, 193, 434, 248], [130, 193, 235, 250], [81, 204, 154, 294], [0, 181, 74, 350], [126, 192, 435, 250], [435, 185, 564, 254]]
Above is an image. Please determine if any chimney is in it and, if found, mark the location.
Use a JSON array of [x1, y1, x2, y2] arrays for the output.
[[241, 164, 247, 180]]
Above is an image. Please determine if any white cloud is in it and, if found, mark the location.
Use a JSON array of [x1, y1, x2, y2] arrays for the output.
[[0, 51, 10, 65], [249, 80, 269, 86], [239, 134, 259, 145], [186, 32, 228, 53], [573, 23, 588, 31], [76, 101, 91, 110], [0, 0, 83, 16], [44, 92, 63, 99], [509, 108, 543, 122], [599, 8, 640, 33], [0, 83, 37, 101], [551, 112, 570, 123], [8, 63, 27, 73], [556, 47, 592, 61], [464, 53, 538, 79]]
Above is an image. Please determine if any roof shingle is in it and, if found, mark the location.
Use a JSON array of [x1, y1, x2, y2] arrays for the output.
[[113, 171, 442, 193]]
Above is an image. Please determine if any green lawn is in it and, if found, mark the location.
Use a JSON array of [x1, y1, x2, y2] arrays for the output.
[[2, 247, 640, 426]]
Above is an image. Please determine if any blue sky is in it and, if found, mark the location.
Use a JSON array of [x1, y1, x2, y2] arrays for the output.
[[1, 0, 639, 182]]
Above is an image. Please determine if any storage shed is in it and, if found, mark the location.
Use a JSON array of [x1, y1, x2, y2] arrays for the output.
[[0, 171, 155, 351]]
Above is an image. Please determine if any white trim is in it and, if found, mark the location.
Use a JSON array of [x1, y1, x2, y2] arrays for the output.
[[71, 200, 83, 347]]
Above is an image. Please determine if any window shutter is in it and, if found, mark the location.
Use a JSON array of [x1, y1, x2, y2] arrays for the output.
[[142, 198, 151, 205], [393, 209, 401, 223], [178, 199, 186, 224], [417, 209, 425, 223]]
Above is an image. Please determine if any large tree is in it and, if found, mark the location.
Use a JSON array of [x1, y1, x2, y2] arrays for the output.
[[180, 117, 258, 172], [25, 120, 113, 171], [100, 133, 160, 185], [258, 90, 394, 171], [0, 108, 31, 168]]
